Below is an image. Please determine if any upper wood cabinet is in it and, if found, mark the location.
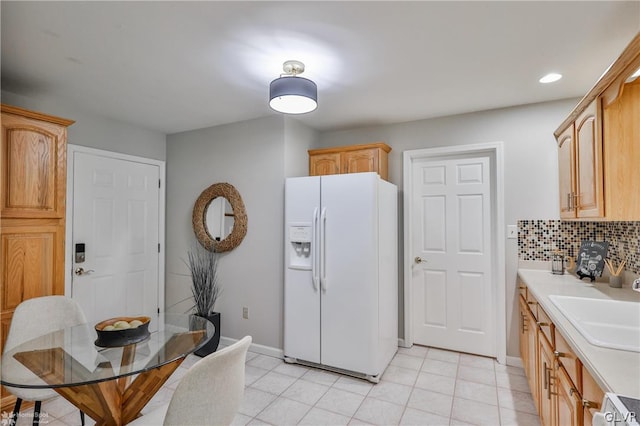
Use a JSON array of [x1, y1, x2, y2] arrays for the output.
[[0, 104, 73, 411], [574, 102, 604, 218], [309, 142, 391, 181], [557, 102, 604, 219], [557, 125, 575, 219], [1, 105, 71, 219], [602, 76, 640, 219], [555, 32, 640, 220]]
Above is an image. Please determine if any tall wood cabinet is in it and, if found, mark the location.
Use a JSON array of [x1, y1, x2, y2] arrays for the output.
[[555, 32, 640, 220], [308, 142, 391, 181], [0, 104, 73, 409]]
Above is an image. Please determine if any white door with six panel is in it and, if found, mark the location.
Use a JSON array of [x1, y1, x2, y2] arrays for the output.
[[411, 154, 495, 356], [71, 151, 160, 326]]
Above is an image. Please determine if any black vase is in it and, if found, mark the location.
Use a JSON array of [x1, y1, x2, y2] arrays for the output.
[[194, 312, 221, 357]]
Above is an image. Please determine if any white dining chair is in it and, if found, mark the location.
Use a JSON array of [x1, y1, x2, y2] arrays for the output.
[[129, 335, 252, 426], [2, 295, 88, 426]]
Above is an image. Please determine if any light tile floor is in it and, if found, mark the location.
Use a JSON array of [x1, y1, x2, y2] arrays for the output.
[[15, 345, 540, 426]]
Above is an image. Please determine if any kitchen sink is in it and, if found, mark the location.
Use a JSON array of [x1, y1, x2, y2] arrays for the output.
[[548, 295, 640, 352]]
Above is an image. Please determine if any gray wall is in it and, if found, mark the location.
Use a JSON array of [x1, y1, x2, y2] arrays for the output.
[[1, 90, 166, 160], [4, 85, 577, 357], [284, 116, 318, 177], [318, 98, 578, 357], [165, 116, 313, 349]]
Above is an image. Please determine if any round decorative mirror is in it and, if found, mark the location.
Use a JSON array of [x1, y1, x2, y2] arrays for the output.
[[192, 182, 248, 252]]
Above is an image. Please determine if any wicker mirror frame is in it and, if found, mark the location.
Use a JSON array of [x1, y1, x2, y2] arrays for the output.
[[192, 182, 248, 252]]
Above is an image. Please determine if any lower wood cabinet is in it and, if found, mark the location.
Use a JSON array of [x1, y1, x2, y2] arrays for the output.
[[582, 364, 605, 426], [556, 364, 582, 426], [519, 296, 539, 409], [538, 332, 556, 426], [518, 281, 605, 426]]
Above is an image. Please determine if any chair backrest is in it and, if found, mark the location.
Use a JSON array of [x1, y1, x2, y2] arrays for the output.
[[4, 296, 88, 352], [163, 336, 252, 426]]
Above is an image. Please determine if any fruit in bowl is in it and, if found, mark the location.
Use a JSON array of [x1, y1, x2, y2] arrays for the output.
[[95, 316, 151, 347]]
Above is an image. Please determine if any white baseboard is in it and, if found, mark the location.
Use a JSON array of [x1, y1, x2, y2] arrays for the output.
[[505, 355, 524, 368], [220, 336, 284, 359], [398, 338, 410, 348]]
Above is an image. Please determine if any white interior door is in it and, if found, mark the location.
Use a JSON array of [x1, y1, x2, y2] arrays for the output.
[[411, 155, 495, 356], [71, 150, 161, 325]]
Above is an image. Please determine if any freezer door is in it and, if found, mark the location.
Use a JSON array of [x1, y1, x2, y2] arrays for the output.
[[284, 176, 321, 363], [320, 173, 379, 374]]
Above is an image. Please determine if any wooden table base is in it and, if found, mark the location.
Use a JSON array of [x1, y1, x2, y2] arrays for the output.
[[13, 331, 204, 426]]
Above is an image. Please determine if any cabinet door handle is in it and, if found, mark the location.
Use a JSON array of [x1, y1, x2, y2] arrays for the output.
[[553, 350, 565, 358], [567, 193, 573, 211], [527, 301, 537, 306], [537, 322, 549, 327], [582, 399, 598, 409], [546, 364, 552, 400], [543, 361, 548, 390], [573, 193, 581, 209]]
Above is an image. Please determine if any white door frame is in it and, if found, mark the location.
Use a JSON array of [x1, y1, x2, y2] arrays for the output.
[[403, 142, 506, 364], [64, 145, 166, 314]]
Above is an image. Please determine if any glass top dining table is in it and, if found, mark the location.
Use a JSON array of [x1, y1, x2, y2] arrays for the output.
[[1, 313, 215, 425]]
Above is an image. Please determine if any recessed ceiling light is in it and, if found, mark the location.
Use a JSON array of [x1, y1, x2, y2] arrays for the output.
[[539, 73, 563, 84]]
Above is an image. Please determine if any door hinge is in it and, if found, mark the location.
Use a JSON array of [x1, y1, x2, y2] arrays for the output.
[[158, 243, 161, 253]]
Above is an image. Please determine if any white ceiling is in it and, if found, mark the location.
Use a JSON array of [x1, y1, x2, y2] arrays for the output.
[[2, 1, 639, 134]]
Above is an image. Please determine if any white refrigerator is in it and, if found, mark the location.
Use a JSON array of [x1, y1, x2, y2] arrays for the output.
[[284, 172, 397, 382]]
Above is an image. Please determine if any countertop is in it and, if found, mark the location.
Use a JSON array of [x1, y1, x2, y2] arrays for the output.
[[517, 268, 640, 398]]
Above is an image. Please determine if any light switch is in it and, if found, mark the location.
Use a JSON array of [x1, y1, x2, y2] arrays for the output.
[[507, 225, 518, 239]]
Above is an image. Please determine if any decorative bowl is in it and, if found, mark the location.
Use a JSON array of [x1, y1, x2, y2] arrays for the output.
[[94, 316, 151, 347]]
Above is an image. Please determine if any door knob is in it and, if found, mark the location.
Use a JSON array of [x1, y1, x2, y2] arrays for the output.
[[74, 267, 95, 276], [414, 256, 427, 264]]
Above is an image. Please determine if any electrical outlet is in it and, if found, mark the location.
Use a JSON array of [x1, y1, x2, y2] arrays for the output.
[[507, 225, 518, 239], [242, 307, 249, 319]]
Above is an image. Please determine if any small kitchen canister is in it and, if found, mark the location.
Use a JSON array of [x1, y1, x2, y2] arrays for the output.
[[609, 275, 623, 288]]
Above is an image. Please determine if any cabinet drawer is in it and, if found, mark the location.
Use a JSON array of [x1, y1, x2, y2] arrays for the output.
[[525, 292, 539, 319], [536, 305, 554, 346], [554, 329, 582, 394], [518, 281, 527, 299]]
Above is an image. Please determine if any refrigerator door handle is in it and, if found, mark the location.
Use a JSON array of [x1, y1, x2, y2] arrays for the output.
[[311, 207, 319, 291], [320, 207, 327, 291]]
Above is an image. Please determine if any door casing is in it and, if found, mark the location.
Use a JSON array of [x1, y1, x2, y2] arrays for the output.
[[403, 142, 505, 364], [64, 145, 166, 314]]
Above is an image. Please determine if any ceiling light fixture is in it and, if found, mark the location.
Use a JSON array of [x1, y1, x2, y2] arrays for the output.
[[539, 73, 563, 84], [269, 60, 317, 114]]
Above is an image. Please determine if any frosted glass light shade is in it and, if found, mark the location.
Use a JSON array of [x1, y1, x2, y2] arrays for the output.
[[269, 76, 318, 114]]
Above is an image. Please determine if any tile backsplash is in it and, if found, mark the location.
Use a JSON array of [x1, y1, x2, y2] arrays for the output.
[[518, 220, 640, 274]]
